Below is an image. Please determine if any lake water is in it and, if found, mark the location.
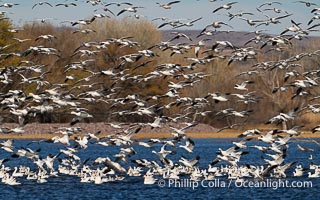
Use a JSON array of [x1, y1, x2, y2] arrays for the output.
[[0, 138, 319, 200]]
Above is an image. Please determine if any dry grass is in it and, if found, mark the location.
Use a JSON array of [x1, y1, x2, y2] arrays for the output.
[[1, 129, 319, 140]]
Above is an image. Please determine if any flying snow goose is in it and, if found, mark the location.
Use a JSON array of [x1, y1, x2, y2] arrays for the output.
[[156, 1, 181, 9], [32, 2, 53, 9]]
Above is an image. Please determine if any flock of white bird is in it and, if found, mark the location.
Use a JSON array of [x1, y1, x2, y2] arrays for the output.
[[0, 0, 320, 186]]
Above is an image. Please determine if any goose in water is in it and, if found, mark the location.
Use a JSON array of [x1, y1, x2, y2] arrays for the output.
[[308, 171, 320, 178], [144, 169, 157, 184], [293, 165, 304, 177], [12, 166, 24, 177], [127, 166, 143, 177], [2, 173, 21, 185]]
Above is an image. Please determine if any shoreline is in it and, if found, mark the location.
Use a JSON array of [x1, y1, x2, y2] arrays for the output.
[[0, 131, 319, 140], [1, 122, 319, 140]]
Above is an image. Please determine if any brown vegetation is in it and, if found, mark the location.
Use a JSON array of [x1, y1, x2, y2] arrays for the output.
[[1, 16, 320, 134]]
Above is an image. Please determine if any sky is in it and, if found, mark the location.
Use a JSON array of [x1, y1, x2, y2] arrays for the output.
[[2, 0, 320, 36]]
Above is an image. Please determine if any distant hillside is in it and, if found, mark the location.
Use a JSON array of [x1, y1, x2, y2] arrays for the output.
[[161, 30, 317, 48]]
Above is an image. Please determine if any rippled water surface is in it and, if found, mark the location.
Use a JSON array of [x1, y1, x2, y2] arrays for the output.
[[0, 138, 319, 200]]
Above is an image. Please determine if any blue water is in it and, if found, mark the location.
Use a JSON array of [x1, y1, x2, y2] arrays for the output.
[[1, 138, 319, 200]]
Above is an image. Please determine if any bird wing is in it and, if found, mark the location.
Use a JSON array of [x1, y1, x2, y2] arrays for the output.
[[190, 17, 202, 24], [45, 2, 53, 7], [32, 3, 38, 9], [276, 14, 293, 20], [117, 9, 127, 16], [168, 1, 181, 6], [213, 6, 223, 13]]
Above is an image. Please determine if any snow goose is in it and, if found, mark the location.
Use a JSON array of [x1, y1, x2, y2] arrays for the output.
[[60, 148, 80, 161], [311, 125, 320, 133], [234, 80, 254, 91], [280, 125, 304, 136], [156, 1, 181, 9], [73, 28, 96, 34], [2, 173, 21, 185], [12, 166, 24, 177], [12, 148, 41, 159], [117, 6, 144, 16], [238, 129, 261, 138], [308, 171, 320, 178], [294, 1, 318, 7], [205, 92, 229, 103], [144, 170, 157, 184], [0, 139, 14, 153], [275, 135, 291, 145], [264, 154, 285, 166], [0, 3, 19, 8], [105, 2, 133, 7], [179, 138, 195, 153], [55, 3, 77, 7], [50, 134, 70, 146], [232, 138, 252, 148], [152, 143, 176, 160], [32, 2, 53, 9], [35, 34, 57, 42], [258, 1, 282, 8], [293, 165, 304, 177], [213, 2, 238, 13], [104, 157, 126, 174], [273, 162, 296, 178], [297, 144, 314, 152], [127, 166, 142, 177], [70, 111, 93, 126], [74, 136, 89, 149], [179, 156, 200, 168], [307, 14, 320, 26], [258, 130, 279, 143]]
